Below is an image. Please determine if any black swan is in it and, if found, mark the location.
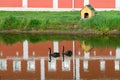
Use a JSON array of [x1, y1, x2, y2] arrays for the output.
[[62, 46, 72, 61], [49, 48, 60, 62]]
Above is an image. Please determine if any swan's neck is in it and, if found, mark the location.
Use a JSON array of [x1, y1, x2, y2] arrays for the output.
[[62, 46, 64, 53], [49, 48, 51, 54]]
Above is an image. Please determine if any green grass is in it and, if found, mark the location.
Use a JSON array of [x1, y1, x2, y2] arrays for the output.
[[0, 33, 120, 47], [0, 11, 120, 32], [79, 11, 120, 32]]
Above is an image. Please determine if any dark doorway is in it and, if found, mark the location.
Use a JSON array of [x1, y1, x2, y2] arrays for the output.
[[84, 13, 89, 18]]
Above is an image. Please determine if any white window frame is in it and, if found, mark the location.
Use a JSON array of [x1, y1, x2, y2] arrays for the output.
[[62, 58, 70, 71], [115, 60, 120, 71], [100, 60, 105, 71], [83, 60, 88, 72], [0, 59, 7, 70], [48, 58, 56, 71], [13, 60, 21, 71], [27, 60, 35, 71]]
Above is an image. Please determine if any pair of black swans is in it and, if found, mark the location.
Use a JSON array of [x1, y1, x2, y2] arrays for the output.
[[49, 46, 72, 62]]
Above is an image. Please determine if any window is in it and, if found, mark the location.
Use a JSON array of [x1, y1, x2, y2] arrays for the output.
[[13, 60, 21, 71], [83, 60, 88, 72], [100, 60, 105, 71], [27, 60, 35, 71], [0, 59, 7, 70], [115, 60, 120, 71], [48, 59, 56, 71], [62, 59, 70, 71]]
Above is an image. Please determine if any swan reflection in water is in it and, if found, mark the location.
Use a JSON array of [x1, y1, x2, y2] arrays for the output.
[[62, 46, 72, 62], [48, 48, 60, 62], [48, 46, 73, 62]]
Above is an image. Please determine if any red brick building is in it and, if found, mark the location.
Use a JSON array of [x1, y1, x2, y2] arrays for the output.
[[0, 40, 120, 79], [0, 0, 119, 11]]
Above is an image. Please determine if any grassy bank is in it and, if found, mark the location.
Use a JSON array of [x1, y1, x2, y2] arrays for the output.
[[0, 11, 120, 33]]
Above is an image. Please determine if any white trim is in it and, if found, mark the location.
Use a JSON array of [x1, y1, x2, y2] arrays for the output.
[[73, 40, 75, 79], [116, 48, 120, 59], [72, 0, 74, 10], [0, 8, 120, 11], [53, 41, 59, 52], [48, 58, 56, 71], [78, 51, 80, 55], [27, 60, 35, 71], [116, 0, 120, 9], [62, 58, 70, 71], [109, 51, 112, 56], [22, 0, 28, 8], [13, 60, 21, 71], [83, 60, 88, 71], [4, 56, 120, 60], [0, 59, 7, 70], [0, 52, 3, 57], [41, 58, 45, 80], [23, 40, 28, 59], [84, 0, 89, 6], [84, 51, 90, 59], [95, 8, 120, 11], [93, 51, 96, 56], [115, 60, 120, 71], [100, 60, 105, 71], [53, 0, 58, 9], [76, 58, 80, 80], [16, 51, 19, 57]]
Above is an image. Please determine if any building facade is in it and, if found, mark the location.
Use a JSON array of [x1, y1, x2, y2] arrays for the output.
[[0, 0, 120, 11], [0, 40, 120, 79]]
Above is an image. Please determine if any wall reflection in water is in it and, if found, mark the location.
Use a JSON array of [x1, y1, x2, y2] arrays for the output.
[[0, 40, 120, 80]]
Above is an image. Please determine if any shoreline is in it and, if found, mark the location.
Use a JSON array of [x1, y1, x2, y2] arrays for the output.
[[0, 30, 119, 35]]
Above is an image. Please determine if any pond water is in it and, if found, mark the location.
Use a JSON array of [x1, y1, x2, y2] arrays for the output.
[[0, 34, 120, 80]]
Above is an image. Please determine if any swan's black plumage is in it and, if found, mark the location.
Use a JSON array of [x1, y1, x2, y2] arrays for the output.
[[49, 48, 60, 62], [62, 46, 72, 61]]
